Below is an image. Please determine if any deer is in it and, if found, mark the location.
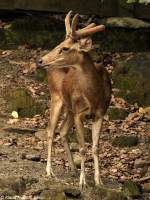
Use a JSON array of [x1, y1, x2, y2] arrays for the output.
[[37, 11, 111, 188]]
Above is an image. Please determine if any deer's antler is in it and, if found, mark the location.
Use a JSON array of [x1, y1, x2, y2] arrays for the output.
[[76, 25, 105, 38], [65, 10, 73, 37], [78, 23, 96, 31], [71, 13, 79, 36], [65, 11, 104, 40]]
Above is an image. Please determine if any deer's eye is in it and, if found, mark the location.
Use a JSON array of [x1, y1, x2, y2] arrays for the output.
[[59, 47, 70, 54], [62, 47, 69, 51], [59, 47, 70, 55]]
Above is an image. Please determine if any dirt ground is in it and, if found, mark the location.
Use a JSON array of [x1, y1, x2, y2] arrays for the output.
[[0, 48, 150, 200]]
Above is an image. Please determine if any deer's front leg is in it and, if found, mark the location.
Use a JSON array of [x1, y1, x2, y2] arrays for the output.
[[74, 113, 86, 189], [46, 95, 63, 177], [92, 116, 103, 185]]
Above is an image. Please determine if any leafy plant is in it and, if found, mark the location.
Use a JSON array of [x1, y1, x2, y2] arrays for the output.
[[127, 0, 150, 3]]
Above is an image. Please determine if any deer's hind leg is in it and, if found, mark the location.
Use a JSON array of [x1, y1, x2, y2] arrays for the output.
[[92, 111, 104, 185], [59, 109, 76, 172], [74, 112, 86, 189], [72, 95, 91, 188]]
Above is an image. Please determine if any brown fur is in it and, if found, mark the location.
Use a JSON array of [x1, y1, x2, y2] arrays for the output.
[[52, 49, 112, 117], [38, 11, 110, 187], [46, 49, 112, 187]]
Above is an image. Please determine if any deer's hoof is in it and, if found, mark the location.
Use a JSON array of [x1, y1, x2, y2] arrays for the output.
[[79, 178, 87, 190], [46, 166, 56, 178], [79, 182, 87, 190], [95, 179, 103, 187]]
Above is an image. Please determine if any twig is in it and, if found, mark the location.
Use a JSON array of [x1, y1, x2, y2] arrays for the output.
[[135, 176, 150, 183]]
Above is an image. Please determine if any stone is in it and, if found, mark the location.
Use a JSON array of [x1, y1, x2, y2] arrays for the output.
[[9, 158, 17, 162], [105, 17, 150, 29], [5, 88, 46, 118], [111, 168, 118, 173], [40, 188, 65, 200], [134, 158, 150, 168], [0, 176, 26, 195], [21, 153, 26, 159], [35, 129, 46, 141], [93, 186, 127, 200], [112, 135, 138, 147], [25, 153, 41, 161], [73, 153, 81, 168], [107, 107, 129, 120], [4, 127, 36, 135], [64, 188, 81, 197], [113, 53, 150, 106], [142, 183, 150, 192], [70, 142, 79, 152]]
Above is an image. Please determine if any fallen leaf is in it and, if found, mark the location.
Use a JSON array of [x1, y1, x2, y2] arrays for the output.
[[139, 107, 145, 114], [11, 111, 19, 119]]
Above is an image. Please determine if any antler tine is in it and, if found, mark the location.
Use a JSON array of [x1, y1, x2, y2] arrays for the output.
[[76, 25, 105, 38], [65, 10, 73, 37], [71, 13, 79, 36], [77, 23, 96, 33]]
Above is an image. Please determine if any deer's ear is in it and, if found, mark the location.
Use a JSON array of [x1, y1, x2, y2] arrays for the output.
[[79, 38, 92, 51]]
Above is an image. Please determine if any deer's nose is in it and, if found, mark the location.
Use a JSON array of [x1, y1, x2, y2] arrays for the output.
[[37, 59, 43, 68]]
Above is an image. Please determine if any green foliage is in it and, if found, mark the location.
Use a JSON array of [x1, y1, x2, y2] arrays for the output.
[[127, 0, 136, 3], [93, 186, 127, 200], [122, 181, 141, 198], [127, 0, 150, 3]]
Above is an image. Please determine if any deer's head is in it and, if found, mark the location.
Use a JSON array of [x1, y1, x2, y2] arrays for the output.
[[45, 48, 91, 70], [37, 11, 105, 68]]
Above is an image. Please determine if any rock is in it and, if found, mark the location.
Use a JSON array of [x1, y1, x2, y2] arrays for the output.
[[4, 127, 36, 135], [120, 176, 128, 181], [5, 88, 46, 117], [134, 158, 150, 168], [122, 181, 141, 198], [35, 129, 46, 141], [110, 168, 118, 173], [112, 135, 138, 147], [21, 153, 26, 159], [113, 53, 150, 106], [9, 158, 17, 162], [4, 142, 13, 146], [131, 149, 142, 156], [0, 189, 16, 199], [40, 189, 65, 200], [0, 176, 26, 195], [70, 142, 79, 152], [25, 153, 41, 161], [107, 107, 129, 120], [64, 188, 81, 197], [142, 183, 150, 192], [105, 17, 150, 29], [34, 141, 44, 150], [93, 186, 127, 200], [73, 153, 81, 168]]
